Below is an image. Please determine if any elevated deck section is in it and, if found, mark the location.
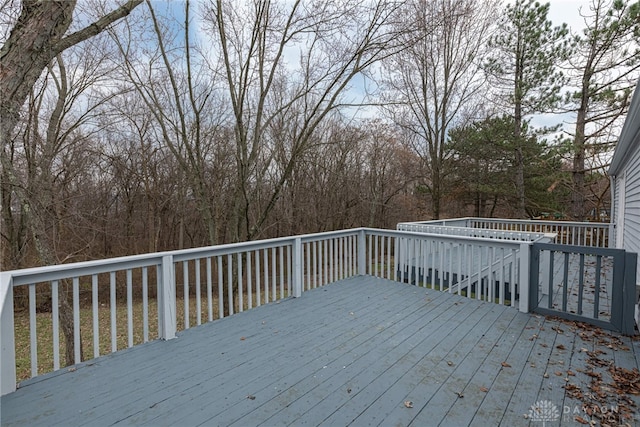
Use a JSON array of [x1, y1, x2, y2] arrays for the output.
[[2, 276, 639, 426]]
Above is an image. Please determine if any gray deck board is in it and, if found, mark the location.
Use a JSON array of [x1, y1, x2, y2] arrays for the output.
[[495, 315, 559, 426], [2, 275, 639, 427], [226, 292, 456, 427]]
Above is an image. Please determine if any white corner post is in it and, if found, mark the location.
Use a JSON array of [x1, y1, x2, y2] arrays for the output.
[[292, 238, 303, 298], [1, 273, 16, 396], [159, 255, 176, 340], [518, 243, 531, 313], [358, 230, 367, 276]]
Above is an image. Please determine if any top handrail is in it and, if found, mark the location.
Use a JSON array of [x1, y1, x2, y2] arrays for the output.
[[2, 227, 537, 285], [399, 217, 610, 228], [398, 217, 610, 248], [2, 228, 366, 286], [397, 223, 553, 243], [2, 219, 609, 287]]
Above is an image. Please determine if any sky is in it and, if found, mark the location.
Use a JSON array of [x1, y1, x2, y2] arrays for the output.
[[93, 0, 620, 135], [527, 0, 593, 134], [548, 0, 593, 30]]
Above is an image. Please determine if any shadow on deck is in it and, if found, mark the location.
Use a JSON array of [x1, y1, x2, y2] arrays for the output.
[[2, 276, 639, 426]]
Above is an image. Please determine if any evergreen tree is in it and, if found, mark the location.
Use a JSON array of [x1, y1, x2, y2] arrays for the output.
[[450, 115, 565, 217], [485, 0, 571, 217]]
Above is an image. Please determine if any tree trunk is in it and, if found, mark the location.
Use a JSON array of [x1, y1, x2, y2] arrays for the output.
[[514, 145, 526, 218], [431, 163, 441, 220], [571, 147, 586, 220], [571, 73, 590, 221], [0, 0, 142, 146], [0, 1, 74, 145], [514, 91, 526, 218], [59, 281, 83, 366], [23, 198, 81, 367]]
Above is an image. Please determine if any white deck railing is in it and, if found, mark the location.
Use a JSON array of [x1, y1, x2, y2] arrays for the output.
[[399, 217, 611, 247], [0, 229, 367, 395], [1, 226, 557, 395], [370, 230, 535, 308], [397, 223, 552, 242]]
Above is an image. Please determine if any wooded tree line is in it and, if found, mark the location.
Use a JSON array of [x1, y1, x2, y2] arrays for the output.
[[2, 0, 639, 272]]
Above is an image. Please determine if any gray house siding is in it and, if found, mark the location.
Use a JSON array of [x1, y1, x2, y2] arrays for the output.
[[627, 149, 640, 257], [609, 78, 640, 283]]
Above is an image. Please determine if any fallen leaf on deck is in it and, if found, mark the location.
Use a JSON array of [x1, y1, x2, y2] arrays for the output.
[[501, 362, 511, 368], [555, 371, 563, 376], [404, 401, 413, 408], [240, 336, 246, 341], [247, 395, 256, 400], [574, 415, 589, 424], [480, 387, 489, 392], [556, 344, 566, 350], [608, 366, 640, 395]]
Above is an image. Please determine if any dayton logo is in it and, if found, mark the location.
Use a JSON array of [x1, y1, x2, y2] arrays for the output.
[[529, 400, 560, 426]]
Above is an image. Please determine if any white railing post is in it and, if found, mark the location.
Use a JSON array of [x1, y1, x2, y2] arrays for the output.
[[1, 273, 16, 396], [159, 255, 176, 340], [518, 243, 531, 313], [394, 237, 400, 281], [292, 238, 303, 298], [538, 233, 555, 298], [358, 230, 367, 276], [540, 249, 551, 297]]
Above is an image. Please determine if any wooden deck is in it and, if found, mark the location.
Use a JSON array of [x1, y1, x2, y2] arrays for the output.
[[2, 276, 639, 426]]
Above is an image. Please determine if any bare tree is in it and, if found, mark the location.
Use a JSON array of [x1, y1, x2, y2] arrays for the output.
[[108, 0, 229, 246], [381, 0, 497, 219], [204, 0, 406, 241], [2, 19, 135, 363], [0, 0, 142, 150], [360, 120, 418, 227], [565, 0, 640, 220]]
